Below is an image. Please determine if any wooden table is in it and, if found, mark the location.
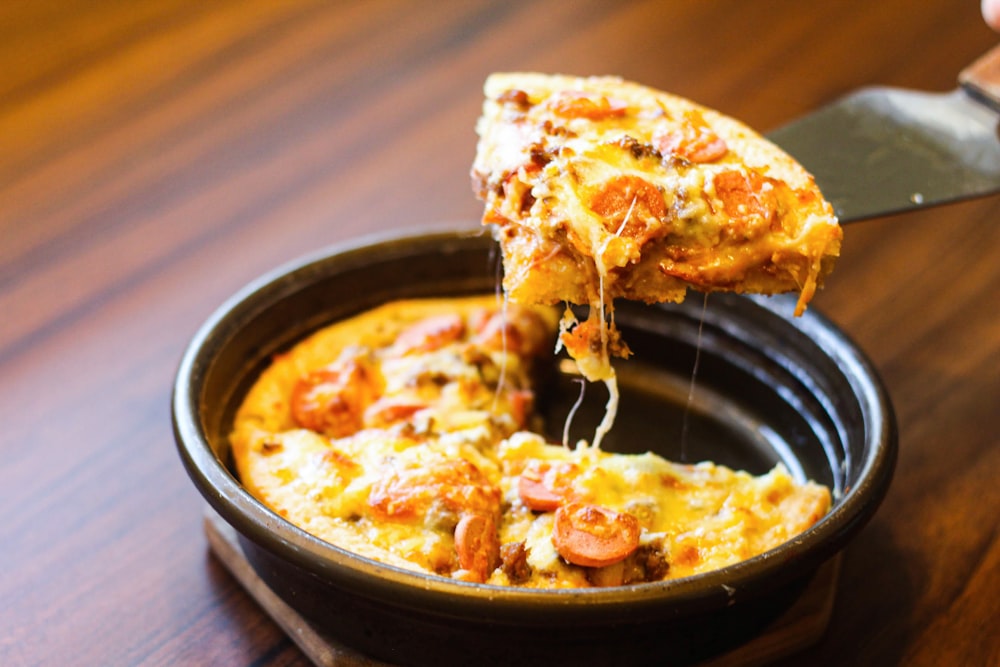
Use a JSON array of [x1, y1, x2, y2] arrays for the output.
[[2, 2, 997, 665]]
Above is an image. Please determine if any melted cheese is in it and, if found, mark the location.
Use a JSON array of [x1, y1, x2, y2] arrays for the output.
[[472, 72, 841, 315], [496, 433, 829, 585], [231, 297, 831, 588]]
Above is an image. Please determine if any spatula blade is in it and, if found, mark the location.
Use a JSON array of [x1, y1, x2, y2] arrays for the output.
[[767, 87, 1000, 222]]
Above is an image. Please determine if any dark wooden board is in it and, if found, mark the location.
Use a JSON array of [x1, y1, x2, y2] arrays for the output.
[[205, 508, 840, 667]]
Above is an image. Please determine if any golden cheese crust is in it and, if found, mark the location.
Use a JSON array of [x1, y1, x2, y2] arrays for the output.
[[472, 73, 842, 317], [231, 296, 831, 588]]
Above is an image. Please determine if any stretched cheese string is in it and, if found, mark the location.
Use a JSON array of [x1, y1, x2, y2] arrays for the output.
[[491, 290, 510, 414], [615, 196, 638, 237], [589, 271, 617, 450], [586, 195, 636, 449], [561, 378, 587, 449], [592, 372, 619, 450], [680, 292, 710, 461]]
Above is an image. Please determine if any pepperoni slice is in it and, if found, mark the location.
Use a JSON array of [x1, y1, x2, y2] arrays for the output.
[[589, 175, 668, 242], [368, 459, 501, 521], [454, 513, 500, 582], [518, 462, 578, 511], [290, 356, 378, 437], [590, 175, 667, 220], [548, 90, 628, 119], [392, 314, 465, 355], [363, 398, 427, 427], [518, 473, 563, 512], [552, 503, 640, 568], [470, 306, 552, 357], [656, 127, 728, 163], [712, 170, 775, 222]]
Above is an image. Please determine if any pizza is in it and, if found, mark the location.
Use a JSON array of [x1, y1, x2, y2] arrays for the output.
[[230, 296, 831, 587], [471, 72, 842, 387], [229, 74, 839, 589]]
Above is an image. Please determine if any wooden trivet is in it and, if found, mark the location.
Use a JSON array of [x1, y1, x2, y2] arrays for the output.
[[204, 507, 839, 667]]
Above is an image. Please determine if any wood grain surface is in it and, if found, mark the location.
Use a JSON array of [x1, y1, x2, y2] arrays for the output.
[[1, 2, 997, 665]]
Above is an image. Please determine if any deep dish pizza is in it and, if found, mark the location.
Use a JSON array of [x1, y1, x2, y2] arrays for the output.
[[472, 72, 841, 317], [230, 74, 838, 588], [231, 296, 831, 588], [471, 72, 842, 444]]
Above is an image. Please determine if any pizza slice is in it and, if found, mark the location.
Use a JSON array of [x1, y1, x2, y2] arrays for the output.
[[471, 72, 842, 387]]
